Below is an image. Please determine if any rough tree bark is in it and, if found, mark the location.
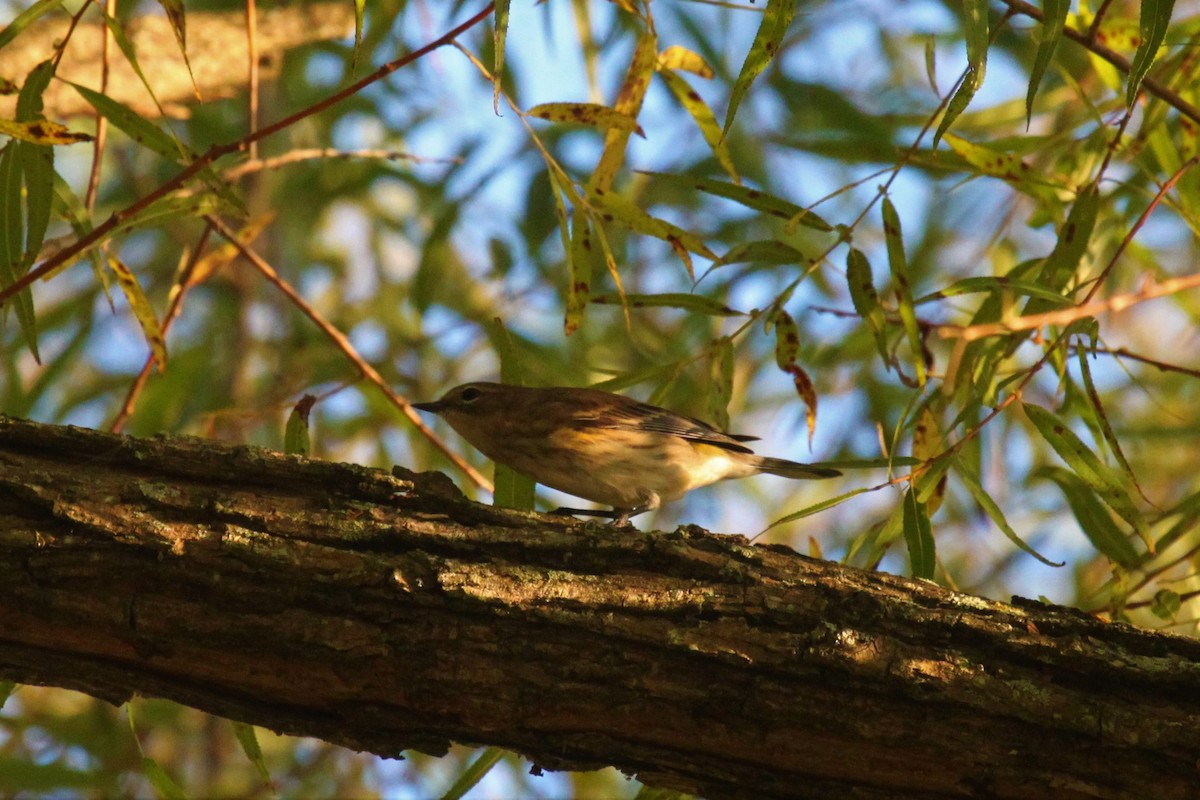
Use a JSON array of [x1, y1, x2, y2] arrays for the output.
[[0, 415, 1198, 799]]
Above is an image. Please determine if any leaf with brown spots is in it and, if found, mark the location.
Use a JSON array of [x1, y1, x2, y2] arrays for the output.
[[528, 102, 645, 137], [724, 0, 797, 137]]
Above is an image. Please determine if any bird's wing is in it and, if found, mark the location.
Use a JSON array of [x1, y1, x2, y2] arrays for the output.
[[580, 398, 757, 454]]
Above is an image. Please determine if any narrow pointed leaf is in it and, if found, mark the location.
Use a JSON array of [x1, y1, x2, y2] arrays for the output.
[[490, 318, 536, 511], [589, 31, 657, 192], [724, 0, 797, 135], [1023, 402, 1151, 550], [720, 240, 805, 266], [439, 747, 505, 800], [767, 485, 874, 529], [934, 0, 988, 146], [528, 103, 644, 137], [586, 187, 717, 264], [565, 205, 593, 335], [0, 0, 65, 53], [883, 198, 926, 386], [67, 82, 182, 160], [1026, 0, 1069, 125], [107, 255, 167, 371], [914, 275, 1073, 306], [657, 68, 738, 182], [0, 143, 38, 361], [1033, 466, 1140, 567], [846, 248, 890, 365], [902, 489, 936, 579], [642, 171, 832, 231], [707, 336, 734, 432], [283, 396, 314, 456], [589, 292, 740, 316], [1126, 0, 1175, 108], [155, 0, 199, 99], [912, 407, 946, 514], [493, 0, 511, 114], [958, 461, 1063, 566], [231, 721, 273, 785]]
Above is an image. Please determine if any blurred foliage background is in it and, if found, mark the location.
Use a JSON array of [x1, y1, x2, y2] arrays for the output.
[[3, 0, 1200, 796]]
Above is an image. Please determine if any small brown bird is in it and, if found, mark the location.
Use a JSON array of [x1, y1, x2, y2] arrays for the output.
[[413, 382, 841, 524]]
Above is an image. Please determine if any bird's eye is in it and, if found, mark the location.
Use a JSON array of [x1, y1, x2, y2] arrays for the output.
[[460, 387, 482, 403]]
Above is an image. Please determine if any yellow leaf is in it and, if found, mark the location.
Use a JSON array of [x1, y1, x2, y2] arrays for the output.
[[0, 118, 92, 145]]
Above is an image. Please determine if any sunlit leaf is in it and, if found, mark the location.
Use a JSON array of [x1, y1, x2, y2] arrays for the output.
[[586, 187, 717, 270], [589, 30, 657, 192], [493, 0, 511, 114], [657, 68, 738, 183], [231, 721, 273, 786], [439, 747, 505, 800], [107, 255, 166, 371], [67, 82, 183, 161], [724, 0, 797, 136], [0, 0, 65, 53], [0, 118, 91, 145], [934, 0, 987, 146], [1026, 0, 1069, 126], [565, 205, 593, 335], [1126, 0, 1175, 108], [528, 102, 644, 137]]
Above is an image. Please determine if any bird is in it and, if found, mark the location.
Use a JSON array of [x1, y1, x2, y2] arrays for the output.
[[412, 382, 841, 524]]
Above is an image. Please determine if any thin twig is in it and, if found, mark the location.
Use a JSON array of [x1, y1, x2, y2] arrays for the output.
[[221, 148, 461, 181], [246, 0, 259, 162], [0, 3, 496, 308], [84, 0, 117, 212], [109, 221, 216, 433], [205, 216, 493, 493]]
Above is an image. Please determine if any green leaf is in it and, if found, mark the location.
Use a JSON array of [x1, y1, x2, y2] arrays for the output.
[[641, 171, 832, 231], [1126, 0, 1175, 108], [707, 336, 734, 432], [902, 489, 936, 579], [1035, 184, 1099, 302], [140, 757, 187, 800], [67, 81, 183, 161], [493, 0, 511, 114], [231, 721, 273, 785], [1023, 403, 1150, 550], [439, 747, 505, 800], [565, 205, 593, 335], [957, 461, 1063, 566], [283, 396, 314, 456], [934, 0, 988, 146], [0, 681, 14, 710], [155, 0, 198, 99], [114, 192, 227, 239], [914, 276, 1074, 306], [882, 198, 926, 386], [724, 0, 797, 136], [490, 319, 535, 511], [657, 68, 738, 183], [0, 143, 39, 361], [1150, 589, 1181, 621], [766, 485, 875, 529], [719, 240, 806, 266], [589, 292, 742, 316], [586, 187, 717, 271], [1032, 466, 1140, 567], [0, 0, 65, 53], [846, 248, 889, 366], [1026, 0, 1069, 126]]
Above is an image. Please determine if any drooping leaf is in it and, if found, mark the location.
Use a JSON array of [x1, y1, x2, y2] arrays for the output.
[[586, 187, 717, 273], [846, 248, 890, 366], [107, 255, 167, 371], [707, 336, 734, 432], [1032, 466, 1140, 567], [1126, 0, 1175, 108], [642, 171, 832, 231], [493, 0, 510, 113], [231, 721, 273, 786], [589, 30, 657, 192], [490, 318, 536, 511], [155, 0, 199, 99], [0, 143, 38, 361], [912, 407, 946, 514], [902, 489, 936, 580], [0, 0, 65, 53], [882, 198, 926, 386], [771, 309, 817, 446], [724, 0, 798, 136], [934, 0, 988, 146], [1026, 0, 1069, 126], [67, 82, 183, 161], [439, 747, 505, 800], [958, 461, 1063, 566], [1023, 402, 1151, 551], [657, 68, 738, 182], [565, 205, 593, 335]]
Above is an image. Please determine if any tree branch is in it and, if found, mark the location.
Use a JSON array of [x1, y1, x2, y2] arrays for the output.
[[1, 416, 1199, 799]]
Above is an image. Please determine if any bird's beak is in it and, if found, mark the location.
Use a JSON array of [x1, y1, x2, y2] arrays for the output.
[[411, 400, 444, 413]]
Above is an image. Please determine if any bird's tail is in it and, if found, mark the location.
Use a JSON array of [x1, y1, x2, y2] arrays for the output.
[[752, 456, 841, 480]]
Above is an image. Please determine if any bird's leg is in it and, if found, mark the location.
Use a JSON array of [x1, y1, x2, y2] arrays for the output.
[[550, 506, 619, 519]]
